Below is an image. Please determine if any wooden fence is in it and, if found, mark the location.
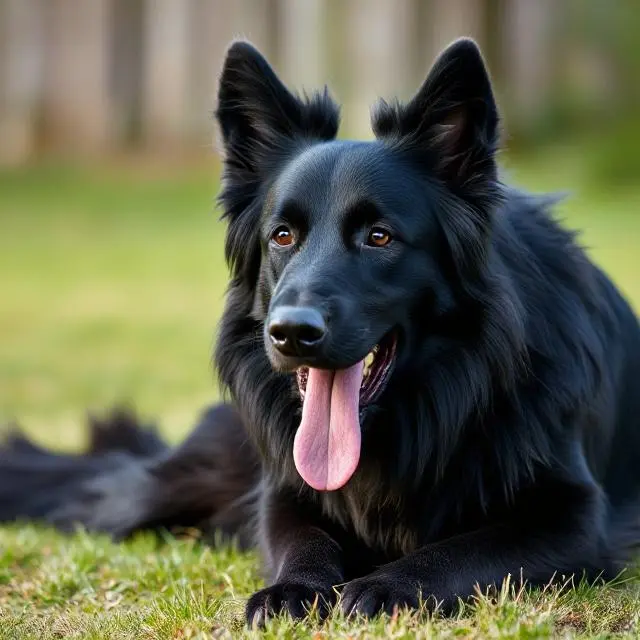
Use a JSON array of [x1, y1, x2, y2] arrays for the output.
[[0, 0, 628, 164]]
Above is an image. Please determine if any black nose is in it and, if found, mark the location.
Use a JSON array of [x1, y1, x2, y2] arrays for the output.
[[267, 306, 327, 357]]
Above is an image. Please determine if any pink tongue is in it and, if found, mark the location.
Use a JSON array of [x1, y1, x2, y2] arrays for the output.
[[293, 362, 364, 491]]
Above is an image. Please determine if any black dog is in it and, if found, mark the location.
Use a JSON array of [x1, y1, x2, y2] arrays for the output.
[[2, 39, 640, 625]]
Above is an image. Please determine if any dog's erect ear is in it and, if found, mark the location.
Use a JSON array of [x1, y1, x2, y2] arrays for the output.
[[216, 41, 339, 175], [372, 38, 499, 200], [216, 42, 339, 288]]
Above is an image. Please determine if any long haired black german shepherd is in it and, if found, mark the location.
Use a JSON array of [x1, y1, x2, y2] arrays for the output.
[[2, 39, 640, 625]]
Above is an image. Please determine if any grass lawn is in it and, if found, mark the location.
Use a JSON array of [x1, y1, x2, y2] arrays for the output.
[[0, 147, 639, 638]]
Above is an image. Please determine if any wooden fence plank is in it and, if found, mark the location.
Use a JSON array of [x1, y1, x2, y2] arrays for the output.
[[141, 0, 190, 147], [42, 0, 112, 152], [344, 0, 415, 138], [277, 0, 324, 90], [0, 0, 43, 163]]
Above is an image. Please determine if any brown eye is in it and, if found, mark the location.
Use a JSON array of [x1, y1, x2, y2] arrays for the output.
[[366, 227, 392, 247], [272, 226, 294, 247]]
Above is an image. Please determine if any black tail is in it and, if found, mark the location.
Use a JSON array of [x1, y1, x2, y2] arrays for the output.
[[85, 408, 167, 458], [0, 404, 259, 547]]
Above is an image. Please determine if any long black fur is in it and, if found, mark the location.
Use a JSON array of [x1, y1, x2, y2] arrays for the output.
[[1, 39, 639, 624]]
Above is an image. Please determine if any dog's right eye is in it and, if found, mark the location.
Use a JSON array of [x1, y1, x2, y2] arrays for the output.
[[271, 226, 295, 247]]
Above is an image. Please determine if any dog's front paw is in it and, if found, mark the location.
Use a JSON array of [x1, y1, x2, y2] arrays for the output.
[[246, 582, 335, 627], [341, 574, 423, 618]]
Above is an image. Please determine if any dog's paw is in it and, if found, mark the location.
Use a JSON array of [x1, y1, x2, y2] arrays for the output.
[[246, 582, 334, 627], [340, 574, 422, 618]]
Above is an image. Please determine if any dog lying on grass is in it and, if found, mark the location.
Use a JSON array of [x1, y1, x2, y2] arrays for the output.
[[2, 39, 640, 626]]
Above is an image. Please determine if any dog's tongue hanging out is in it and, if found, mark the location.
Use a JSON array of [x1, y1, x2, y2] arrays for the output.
[[293, 362, 364, 491]]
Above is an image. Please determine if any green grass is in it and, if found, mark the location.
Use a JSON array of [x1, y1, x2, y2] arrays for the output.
[[0, 160, 228, 447], [0, 526, 638, 639], [0, 149, 639, 638]]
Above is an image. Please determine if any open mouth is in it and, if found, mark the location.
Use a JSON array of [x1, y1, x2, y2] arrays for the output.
[[292, 332, 397, 491], [296, 332, 396, 405]]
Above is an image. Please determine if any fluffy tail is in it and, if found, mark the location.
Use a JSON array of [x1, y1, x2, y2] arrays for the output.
[[0, 404, 259, 547]]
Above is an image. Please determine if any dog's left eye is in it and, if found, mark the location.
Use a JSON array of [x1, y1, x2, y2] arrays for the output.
[[366, 227, 393, 247]]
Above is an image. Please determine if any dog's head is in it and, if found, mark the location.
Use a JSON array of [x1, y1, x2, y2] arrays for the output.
[[216, 40, 501, 491]]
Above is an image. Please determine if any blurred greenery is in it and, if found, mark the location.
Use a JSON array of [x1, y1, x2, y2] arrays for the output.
[[0, 159, 226, 447], [0, 143, 638, 449]]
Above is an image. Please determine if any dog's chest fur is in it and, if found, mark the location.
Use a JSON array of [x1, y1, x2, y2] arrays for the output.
[[317, 476, 420, 560]]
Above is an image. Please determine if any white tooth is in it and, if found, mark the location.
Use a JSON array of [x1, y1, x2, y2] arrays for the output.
[[364, 351, 375, 371]]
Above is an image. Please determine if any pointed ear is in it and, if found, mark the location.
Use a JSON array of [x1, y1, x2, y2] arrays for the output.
[[215, 42, 340, 287], [372, 38, 499, 201], [216, 41, 339, 175]]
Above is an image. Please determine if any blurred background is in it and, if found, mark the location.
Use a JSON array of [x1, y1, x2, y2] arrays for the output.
[[1, 0, 639, 446]]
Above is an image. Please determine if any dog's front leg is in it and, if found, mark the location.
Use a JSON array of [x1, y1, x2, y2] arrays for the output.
[[341, 476, 606, 617], [246, 488, 344, 626]]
